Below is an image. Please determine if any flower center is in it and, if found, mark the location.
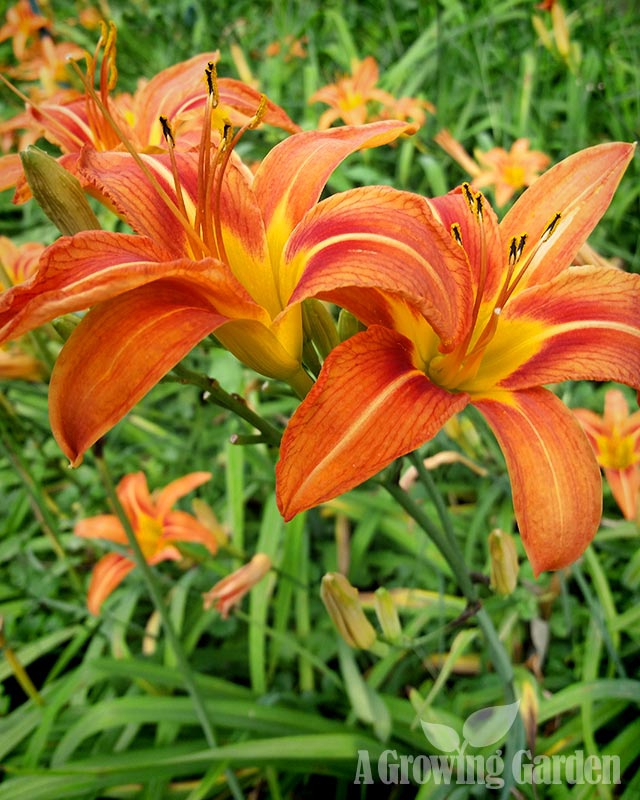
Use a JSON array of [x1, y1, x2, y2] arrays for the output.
[[161, 62, 267, 263], [135, 513, 164, 559], [503, 163, 526, 188], [427, 183, 562, 392], [596, 430, 638, 470]]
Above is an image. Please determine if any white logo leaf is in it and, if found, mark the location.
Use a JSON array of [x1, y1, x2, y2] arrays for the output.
[[462, 701, 520, 748], [420, 720, 460, 753]]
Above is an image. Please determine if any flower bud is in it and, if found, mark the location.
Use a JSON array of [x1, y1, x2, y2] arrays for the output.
[[320, 572, 377, 650], [373, 587, 402, 643], [489, 529, 519, 595], [337, 308, 365, 342], [443, 414, 483, 459], [20, 146, 101, 235], [518, 676, 539, 753], [302, 298, 340, 360]]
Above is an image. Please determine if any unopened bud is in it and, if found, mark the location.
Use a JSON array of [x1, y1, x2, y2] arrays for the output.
[[337, 308, 365, 342], [373, 587, 402, 643], [551, 2, 570, 58], [489, 529, 519, 595], [518, 676, 539, 753], [20, 146, 101, 235], [302, 299, 340, 360], [320, 573, 377, 650], [443, 414, 482, 459]]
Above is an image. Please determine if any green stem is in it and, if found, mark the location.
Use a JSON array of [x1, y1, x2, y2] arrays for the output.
[[384, 453, 514, 689], [384, 454, 521, 799], [0, 394, 84, 595], [168, 364, 282, 446], [94, 451, 245, 800]]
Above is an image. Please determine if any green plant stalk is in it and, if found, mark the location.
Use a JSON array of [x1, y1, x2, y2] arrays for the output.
[[94, 452, 245, 800], [384, 472, 514, 689], [169, 364, 282, 446], [0, 395, 84, 595], [385, 458, 522, 799]]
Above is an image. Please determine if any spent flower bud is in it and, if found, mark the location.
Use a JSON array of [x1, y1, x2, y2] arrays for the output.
[[489, 529, 519, 595], [320, 572, 377, 650]]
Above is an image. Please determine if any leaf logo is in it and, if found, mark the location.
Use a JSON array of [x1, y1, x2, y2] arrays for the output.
[[421, 701, 520, 753]]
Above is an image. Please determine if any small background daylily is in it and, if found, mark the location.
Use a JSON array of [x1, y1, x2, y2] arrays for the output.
[[75, 471, 216, 614], [573, 389, 640, 522], [309, 56, 434, 130], [434, 128, 551, 206], [0, 236, 44, 380]]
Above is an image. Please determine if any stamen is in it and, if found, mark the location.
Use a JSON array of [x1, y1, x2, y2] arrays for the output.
[[248, 94, 268, 130], [542, 212, 562, 241], [159, 115, 175, 147], [205, 61, 219, 107], [508, 236, 518, 266], [451, 222, 463, 246], [159, 114, 191, 230], [462, 182, 475, 212], [68, 58, 206, 257]]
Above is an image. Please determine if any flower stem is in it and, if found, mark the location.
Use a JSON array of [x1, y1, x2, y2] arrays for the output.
[[384, 453, 523, 798], [0, 393, 84, 595], [169, 364, 282, 446], [94, 450, 245, 800], [385, 451, 515, 689]]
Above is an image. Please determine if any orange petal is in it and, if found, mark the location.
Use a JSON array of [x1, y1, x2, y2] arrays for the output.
[[473, 388, 602, 576], [0, 233, 182, 341], [276, 326, 468, 520], [116, 472, 154, 523], [30, 97, 94, 154], [427, 190, 504, 306], [499, 267, 640, 391], [86, 553, 136, 615], [253, 121, 417, 266], [217, 156, 281, 316], [0, 153, 24, 192], [217, 78, 301, 133], [501, 142, 635, 289], [162, 510, 218, 554], [78, 150, 196, 256], [0, 232, 264, 345], [604, 465, 640, 521], [284, 185, 472, 349], [74, 514, 127, 545], [49, 281, 232, 465], [131, 51, 222, 145], [154, 472, 212, 517]]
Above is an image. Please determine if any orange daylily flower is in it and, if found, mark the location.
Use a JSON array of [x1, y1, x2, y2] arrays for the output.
[[310, 56, 433, 130], [573, 389, 640, 521], [76, 471, 215, 614], [276, 142, 639, 575], [435, 129, 550, 206], [0, 235, 43, 286], [0, 23, 300, 197], [202, 553, 272, 617], [0, 68, 414, 465], [0, 0, 48, 61], [264, 34, 308, 62], [0, 236, 44, 380]]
